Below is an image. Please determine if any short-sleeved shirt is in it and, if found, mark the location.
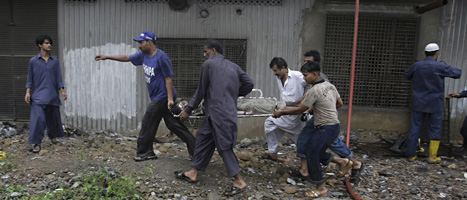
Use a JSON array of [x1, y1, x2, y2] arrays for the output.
[[301, 80, 340, 126], [129, 49, 176, 101], [405, 57, 461, 113], [26, 54, 64, 106]]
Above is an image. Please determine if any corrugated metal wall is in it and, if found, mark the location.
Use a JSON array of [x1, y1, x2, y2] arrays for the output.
[[58, 0, 314, 131], [439, 0, 467, 140]]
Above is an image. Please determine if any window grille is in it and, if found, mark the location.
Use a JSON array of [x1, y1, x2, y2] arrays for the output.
[[125, 0, 282, 5], [125, 0, 167, 2], [196, 0, 282, 5], [66, 0, 96, 2], [323, 14, 419, 108], [157, 39, 247, 100]]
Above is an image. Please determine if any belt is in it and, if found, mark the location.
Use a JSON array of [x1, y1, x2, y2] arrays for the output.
[[314, 125, 324, 130]]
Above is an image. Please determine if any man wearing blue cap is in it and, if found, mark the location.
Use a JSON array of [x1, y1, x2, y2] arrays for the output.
[[405, 43, 461, 163], [95, 31, 195, 161]]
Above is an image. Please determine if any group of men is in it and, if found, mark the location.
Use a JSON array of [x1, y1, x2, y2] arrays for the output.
[[25, 31, 465, 198], [263, 53, 364, 197]]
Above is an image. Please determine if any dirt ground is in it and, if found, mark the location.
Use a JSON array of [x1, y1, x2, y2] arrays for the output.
[[1, 125, 467, 199]]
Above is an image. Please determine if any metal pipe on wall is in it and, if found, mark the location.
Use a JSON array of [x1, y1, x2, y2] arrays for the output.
[[415, 0, 448, 14], [345, 0, 362, 199]]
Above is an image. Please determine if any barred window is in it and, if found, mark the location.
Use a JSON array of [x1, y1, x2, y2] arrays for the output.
[[323, 14, 418, 108], [125, 0, 282, 5], [157, 39, 247, 99]]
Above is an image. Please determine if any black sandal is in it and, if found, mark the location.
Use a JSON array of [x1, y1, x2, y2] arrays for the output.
[[31, 144, 41, 153], [289, 169, 309, 180], [351, 163, 364, 182], [51, 138, 59, 145], [134, 154, 158, 162], [223, 186, 246, 196], [260, 153, 278, 161]]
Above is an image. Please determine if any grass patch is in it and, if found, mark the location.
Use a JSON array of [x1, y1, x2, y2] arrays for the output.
[[0, 153, 17, 174], [0, 184, 25, 199], [31, 168, 142, 200]]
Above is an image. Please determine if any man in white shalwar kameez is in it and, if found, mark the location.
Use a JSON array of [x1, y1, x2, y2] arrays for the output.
[[263, 57, 307, 160]]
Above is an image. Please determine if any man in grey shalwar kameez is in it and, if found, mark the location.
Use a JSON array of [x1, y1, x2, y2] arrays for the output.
[[176, 39, 254, 196]]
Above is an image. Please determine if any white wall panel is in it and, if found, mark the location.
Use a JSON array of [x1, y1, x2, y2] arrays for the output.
[[439, 0, 467, 139]]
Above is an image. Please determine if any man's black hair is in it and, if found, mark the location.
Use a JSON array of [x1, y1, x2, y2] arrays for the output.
[[204, 39, 223, 54], [425, 51, 438, 57], [300, 61, 320, 73], [304, 50, 321, 64], [269, 57, 288, 69], [35, 35, 53, 49]]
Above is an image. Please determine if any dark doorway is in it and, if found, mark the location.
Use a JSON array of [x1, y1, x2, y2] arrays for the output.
[[0, 0, 58, 120]]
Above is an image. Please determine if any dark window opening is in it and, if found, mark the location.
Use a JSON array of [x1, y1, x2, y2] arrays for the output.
[[157, 39, 247, 99], [323, 14, 419, 108]]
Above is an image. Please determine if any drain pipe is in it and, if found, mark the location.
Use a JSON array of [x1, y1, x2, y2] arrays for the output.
[[415, 0, 448, 14], [345, 0, 362, 199]]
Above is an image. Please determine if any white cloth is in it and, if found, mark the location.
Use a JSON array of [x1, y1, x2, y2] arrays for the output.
[[264, 70, 306, 153]]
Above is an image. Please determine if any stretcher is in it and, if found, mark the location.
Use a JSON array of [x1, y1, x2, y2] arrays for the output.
[[171, 89, 277, 127], [177, 114, 273, 127]]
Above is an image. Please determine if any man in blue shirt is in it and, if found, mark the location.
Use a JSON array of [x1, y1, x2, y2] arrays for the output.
[[25, 35, 67, 153], [95, 31, 195, 162], [448, 90, 467, 153], [405, 43, 462, 163]]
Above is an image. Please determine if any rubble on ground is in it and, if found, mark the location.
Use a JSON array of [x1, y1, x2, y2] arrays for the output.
[[0, 125, 466, 199]]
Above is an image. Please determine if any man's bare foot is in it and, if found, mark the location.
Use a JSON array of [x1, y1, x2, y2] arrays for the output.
[[174, 170, 197, 183], [299, 169, 309, 177]]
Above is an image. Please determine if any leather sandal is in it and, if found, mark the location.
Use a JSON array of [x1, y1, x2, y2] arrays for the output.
[[31, 144, 41, 153]]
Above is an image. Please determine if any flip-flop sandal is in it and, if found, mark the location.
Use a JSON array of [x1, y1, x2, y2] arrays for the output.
[[260, 153, 278, 161], [305, 190, 328, 198], [223, 186, 246, 196], [174, 170, 196, 183], [350, 163, 364, 182], [51, 138, 59, 145], [337, 160, 353, 177], [289, 169, 309, 180], [134, 154, 157, 162], [31, 144, 41, 153]]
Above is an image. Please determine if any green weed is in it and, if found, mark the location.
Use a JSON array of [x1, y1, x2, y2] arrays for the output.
[[0, 153, 17, 174], [31, 168, 142, 199]]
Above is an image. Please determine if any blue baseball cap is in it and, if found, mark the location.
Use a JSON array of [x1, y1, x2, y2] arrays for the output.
[[133, 31, 156, 41]]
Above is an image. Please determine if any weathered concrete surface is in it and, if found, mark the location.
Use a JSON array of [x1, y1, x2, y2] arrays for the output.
[[155, 108, 412, 143]]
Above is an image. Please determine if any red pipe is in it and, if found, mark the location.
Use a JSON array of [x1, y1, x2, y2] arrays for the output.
[[346, 1, 359, 147], [345, 0, 362, 200]]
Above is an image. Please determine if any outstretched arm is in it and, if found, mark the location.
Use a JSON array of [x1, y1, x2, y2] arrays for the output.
[[273, 103, 309, 118], [448, 90, 467, 98], [95, 55, 130, 62]]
